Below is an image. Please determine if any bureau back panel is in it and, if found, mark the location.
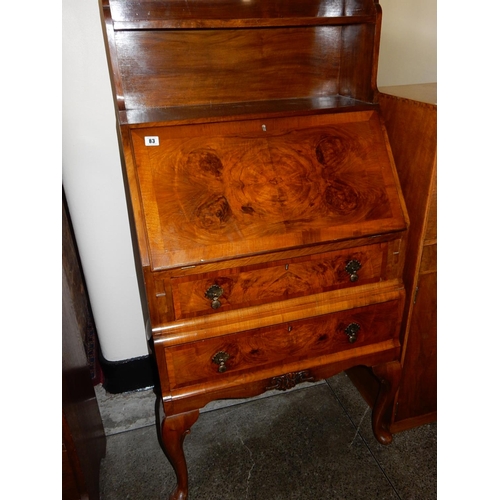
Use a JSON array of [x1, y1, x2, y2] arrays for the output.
[[131, 110, 406, 270], [114, 27, 345, 109], [104, 0, 380, 115]]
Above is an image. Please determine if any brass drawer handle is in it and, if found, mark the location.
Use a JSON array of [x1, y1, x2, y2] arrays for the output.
[[345, 322, 360, 343], [345, 259, 362, 282], [212, 351, 230, 373], [205, 284, 224, 309]]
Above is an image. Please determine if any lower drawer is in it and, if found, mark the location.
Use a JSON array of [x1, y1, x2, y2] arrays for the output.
[[164, 298, 400, 389]]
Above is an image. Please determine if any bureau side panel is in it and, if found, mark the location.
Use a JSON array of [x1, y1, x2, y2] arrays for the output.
[[120, 127, 151, 268]]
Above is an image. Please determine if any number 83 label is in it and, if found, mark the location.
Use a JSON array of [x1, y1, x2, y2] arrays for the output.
[[144, 136, 160, 146]]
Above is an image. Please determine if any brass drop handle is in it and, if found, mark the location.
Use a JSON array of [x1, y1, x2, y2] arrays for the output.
[[345, 323, 360, 343], [345, 259, 362, 282], [212, 351, 230, 373], [205, 284, 224, 309]]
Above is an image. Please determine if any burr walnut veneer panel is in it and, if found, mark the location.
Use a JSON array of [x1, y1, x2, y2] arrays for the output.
[[170, 242, 388, 320], [131, 111, 406, 271]]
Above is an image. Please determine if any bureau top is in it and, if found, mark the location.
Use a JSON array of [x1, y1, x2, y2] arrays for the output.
[[105, 0, 378, 29], [100, 0, 383, 125]]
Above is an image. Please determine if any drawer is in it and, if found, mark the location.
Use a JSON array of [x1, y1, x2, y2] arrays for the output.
[[164, 298, 400, 389], [171, 243, 388, 319]]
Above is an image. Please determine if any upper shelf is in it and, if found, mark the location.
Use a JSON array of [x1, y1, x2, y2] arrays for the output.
[[120, 96, 378, 127], [107, 0, 378, 30], [102, 0, 382, 123]]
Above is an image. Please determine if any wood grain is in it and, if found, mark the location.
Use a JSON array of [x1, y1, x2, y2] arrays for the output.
[[154, 280, 403, 344], [132, 111, 407, 270], [394, 271, 436, 422], [378, 86, 437, 427], [171, 243, 387, 319], [165, 299, 400, 389], [347, 84, 437, 431], [109, 0, 377, 28], [100, 1, 409, 495], [419, 243, 436, 274], [115, 28, 342, 109]]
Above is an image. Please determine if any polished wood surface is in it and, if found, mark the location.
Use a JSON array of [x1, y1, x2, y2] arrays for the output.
[[348, 83, 437, 431], [63, 195, 106, 499], [101, 1, 410, 498], [166, 298, 401, 388], [109, 0, 377, 28], [171, 242, 388, 319], [131, 111, 406, 270], [101, 0, 381, 124], [115, 27, 343, 108], [371, 361, 401, 444], [379, 84, 437, 430], [154, 280, 403, 343], [161, 411, 200, 500]]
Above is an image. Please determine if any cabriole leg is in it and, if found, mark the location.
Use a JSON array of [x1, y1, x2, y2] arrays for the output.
[[372, 361, 402, 445], [161, 410, 200, 500]]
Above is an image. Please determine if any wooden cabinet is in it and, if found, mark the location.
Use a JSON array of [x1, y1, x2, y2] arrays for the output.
[[100, 1, 410, 498], [380, 84, 437, 430], [63, 193, 106, 499], [347, 84, 437, 431]]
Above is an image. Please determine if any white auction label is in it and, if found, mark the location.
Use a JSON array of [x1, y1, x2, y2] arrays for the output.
[[144, 136, 160, 146]]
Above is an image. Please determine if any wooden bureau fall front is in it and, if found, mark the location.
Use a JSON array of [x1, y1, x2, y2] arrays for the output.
[[100, 1, 417, 498]]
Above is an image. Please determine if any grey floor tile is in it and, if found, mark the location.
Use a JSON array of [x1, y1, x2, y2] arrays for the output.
[[201, 379, 326, 413], [100, 383, 399, 499], [95, 385, 157, 435], [95, 381, 326, 436], [327, 373, 437, 500], [99, 374, 437, 499], [99, 424, 172, 500]]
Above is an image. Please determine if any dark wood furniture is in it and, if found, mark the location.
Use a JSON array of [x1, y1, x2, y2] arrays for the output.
[[347, 84, 437, 431], [63, 194, 106, 499], [100, 1, 409, 498]]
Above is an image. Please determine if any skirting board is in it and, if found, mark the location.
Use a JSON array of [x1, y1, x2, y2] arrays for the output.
[[100, 353, 158, 394]]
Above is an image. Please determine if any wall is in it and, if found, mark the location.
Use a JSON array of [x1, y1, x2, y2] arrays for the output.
[[378, 0, 437, 86], [62, 0, 147, 362], [61, 0, 437, 364]]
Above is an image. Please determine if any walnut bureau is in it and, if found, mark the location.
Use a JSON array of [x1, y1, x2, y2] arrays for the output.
[[100, 1, 410, 498]]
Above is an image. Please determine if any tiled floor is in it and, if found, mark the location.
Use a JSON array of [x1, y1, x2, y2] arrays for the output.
[[96, 373, 436, 499]]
